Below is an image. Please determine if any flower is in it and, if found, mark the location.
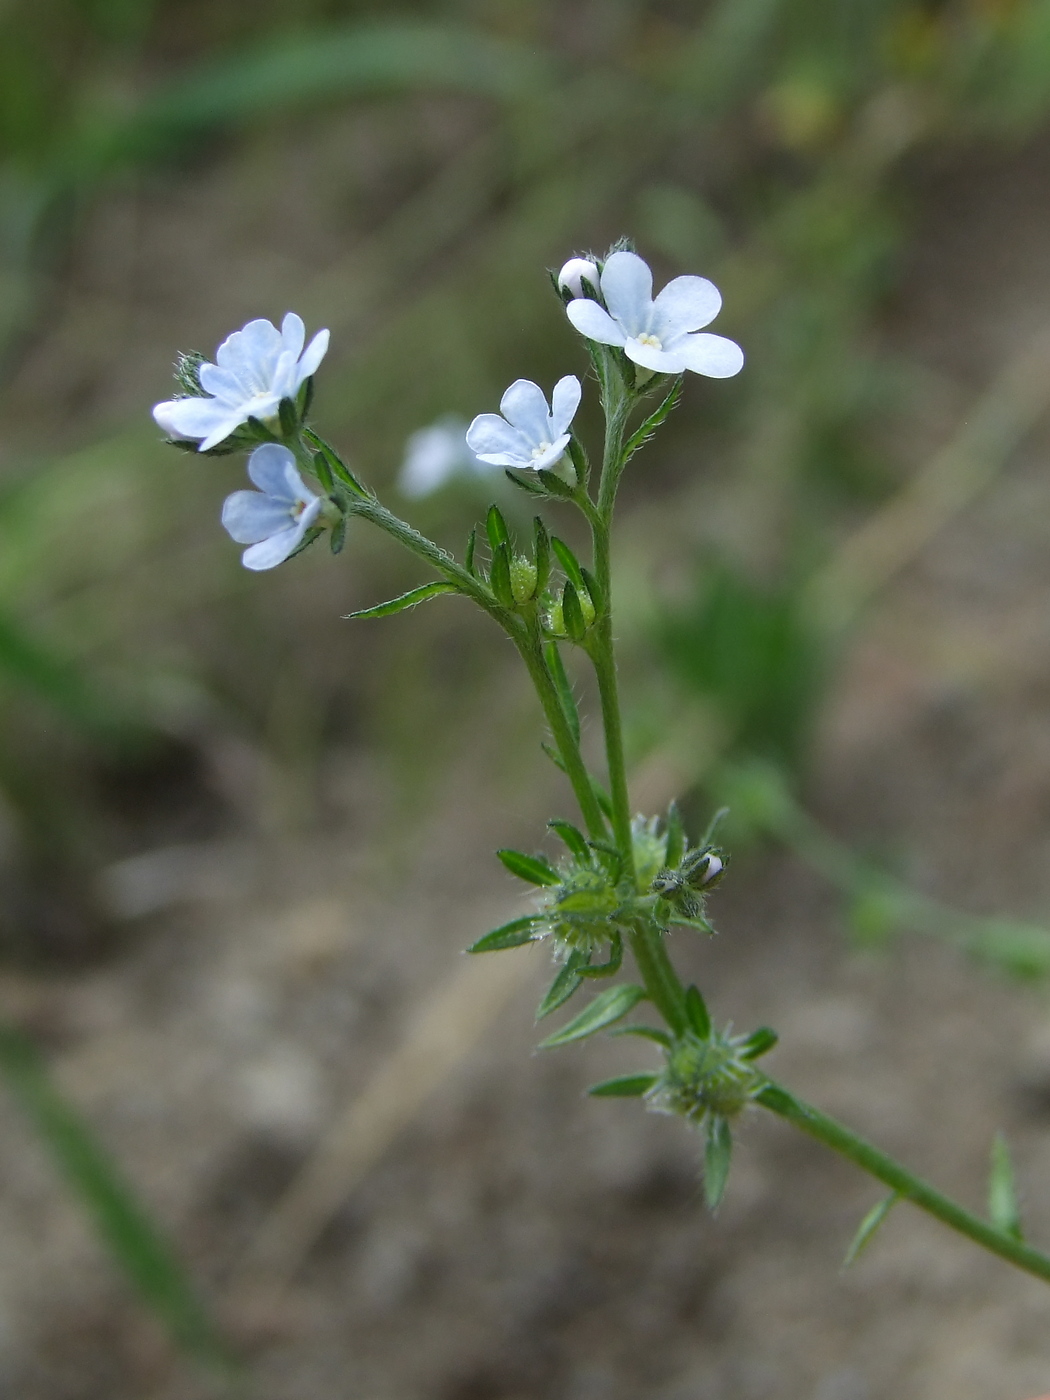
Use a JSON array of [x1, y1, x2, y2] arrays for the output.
[[466, 376, 582, 473], [557, 256, 601, 300], [397, 416, 495, 498], [564, 250, 743, 378], [153, 313, 329, 453], [221, 444, 326, 570]]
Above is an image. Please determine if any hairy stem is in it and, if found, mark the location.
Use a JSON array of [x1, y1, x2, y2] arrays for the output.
[[756, 1080, 1050, 1285]]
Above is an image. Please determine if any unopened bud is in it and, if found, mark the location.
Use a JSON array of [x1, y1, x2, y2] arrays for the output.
[[558, 257, 601, 301], [509, 556, 538, 604]]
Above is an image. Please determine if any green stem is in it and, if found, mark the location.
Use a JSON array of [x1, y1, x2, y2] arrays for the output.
[[627, 921, 688, 1036], [517, 636, 608, 841], [757, 1079, 1050, 1285]]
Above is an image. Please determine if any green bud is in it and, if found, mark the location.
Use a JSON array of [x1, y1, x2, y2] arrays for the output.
[[509, 555, 538, 604], [650, 1031, 758, 1124]]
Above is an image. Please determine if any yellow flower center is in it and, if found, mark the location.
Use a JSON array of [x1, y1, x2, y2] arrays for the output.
[[637, 332, 662, 350], [530, 440, 553, 461]]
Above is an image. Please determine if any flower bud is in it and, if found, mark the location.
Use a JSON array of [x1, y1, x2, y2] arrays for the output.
[[509, 555, 538, 604], [557, 257, 601, 301]]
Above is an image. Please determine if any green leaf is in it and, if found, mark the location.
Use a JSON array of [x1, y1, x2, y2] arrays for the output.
[[543, 641, 580, 745], [496, 849, 559, 886], [579, 565, 603, 616], [989, 1132, 1023, 1240], [504, 470, 547, 496], [704, 1114, 733, 1211], [302, 428, 368, 496], [489, 540, 514, 607], [622, 377, 682, 463], [538, 984, 646, 1049], [609, 1025, 673, 1047], [535, 469, 575, 498], [536, 951, 588, 1019], [277, 396, 298, 436], [700, 805, 731, 849], [667, 912, 715, 934], [465, 526, 478, 577], [533, 517, 551, 593], [665, 800, 686, 870], [551, 536, 585, 591], [329, 515, 347, 555], [312, 449, 335, 493], [579, 933, 623, 978], [737, 1026, 778, 1059], [843, 1193, 899, 1267], [567, 434, 589, 482], [587, 1074, 658, 1098], [0, 1024, 230, 1371], [684, 984, 711, 1038], [467, 917, 544, 953], [548, 819, 589, 861], [345, 580, 459, 619], [562, 580, 587, 642], [486, 503, 510, 552]]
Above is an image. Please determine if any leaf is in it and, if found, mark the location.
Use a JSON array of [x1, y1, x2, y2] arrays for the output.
[[535, 469, 575, 498], [536, 951, 589, 1019], [302, 428, 368, 496], [684, 984, 711, 1038], [737, 1026, 778, 1059], [538, 984, 646, 1049], [704, 1114, 733, 1211], [562, 580, 587, 641], [567, 434, 589, 482], [496, 849, 559, 886], [467, 917, 544, 953], [465, 526, 478, 577], [665, 800, 685, 870], [486, 503, 510, 552], [504, 470, 547, 496], [345, 580, 459, 619], [277, 396, 298, 436], [533, 517, 551, 593], [668, 912, 715, 934], [700, 805, 731, 849], [989, 1132, 1023, 1240], [579, 566, 603, 616], [543, 641, 580, 745], [0, 1024, 230, 1370], [489, 540, 514, 607], [622, 377, 683, 463], [843, 1193, 899, 1267], [551, 536, 585, 591], [312, 448, 335, 493], [548, 819, 589, 861], [587, 1074, 658, 1098], [609, 1025, 673, 1047]]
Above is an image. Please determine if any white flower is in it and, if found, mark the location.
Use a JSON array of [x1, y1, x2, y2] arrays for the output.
[[564, 250, 743, 378], [153, 313, 329, 453], [398, 416, 494, 498], [221, 444, 325, 571], [557, 257, 601, 299], [466, 376, 582, 472]]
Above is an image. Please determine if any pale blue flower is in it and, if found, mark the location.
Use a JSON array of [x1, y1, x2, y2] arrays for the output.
[[565, 251, 743, 378], [398, 416, 494, 498], [557, 256, 601, 300], [153, 313, 329, 452], [221, 444, 325, 570], [466, 376, 582, 472]]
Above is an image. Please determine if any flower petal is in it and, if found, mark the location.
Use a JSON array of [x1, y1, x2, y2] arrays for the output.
[[676, 332, 744, 378], [565, 298, 626, 346], [247, 443, 310, 502], [549, 375, 581, 437], [465, 413, 530, 465], [623, 339, 688, 374], [222, 490, 294, 544], [529, 434, 570, 472], [280, 312, 306, 361], [270, 349, 299, 401], [499, 380, 551, 442], [599, 251, 653, 336], [651, 276, 722, 340], [242, 526, 302, 571], [295, 328, 330, 384], [216, 318, 282, 377], [197, 364, 247, 404], [153, 397, 240, 445]]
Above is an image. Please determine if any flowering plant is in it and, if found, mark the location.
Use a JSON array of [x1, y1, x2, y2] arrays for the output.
[[154, 244, 1050, 1290]]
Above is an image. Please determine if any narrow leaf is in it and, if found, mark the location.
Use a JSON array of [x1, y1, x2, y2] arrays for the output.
[[504, 469, 546, 496], [567, 434, 589, 482], [609, 1025, 672, 1047], [486, 503, 510, 552], [588, 1074, 658, 1098], [737, 1026, 778, 1060], [312, 448, 334, 493], [538, 984, 646, 1049], [704, 1114, 733, 1211], [467, 917, 544, 953], [536, 951, 588, 1019], [533, 517, 551, 593], [665, 800, 685, 870], [700, 805, 731, 849], [989, 1132, 1023, 1240], [543, 641, 580, 745], [551, 536, 585, 590], [548, 819, 589, 861], [465, 526, 478, 577], [345, 580, 459, 619], [489, 540, 514, 607], [622, 377, 682, 462], [542, 741, 567, 774], [329, 515, 347, 555], [536, 469, 575, 497], [668, 912, 715, 934], [0, 1025, 229, 1370], [277, 396, 298, 436], [684, 985, 711, 1039], [496, 849, 559, 886], [562, 580, 587, 641], [843, 1193, 899, 1267], [579, 566, 603, 616], [579, 933, 623, 979], [303, 428, 368, 496]]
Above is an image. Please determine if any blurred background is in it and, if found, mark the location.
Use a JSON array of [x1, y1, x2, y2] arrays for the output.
[[6, 0, 1050, 1396]]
